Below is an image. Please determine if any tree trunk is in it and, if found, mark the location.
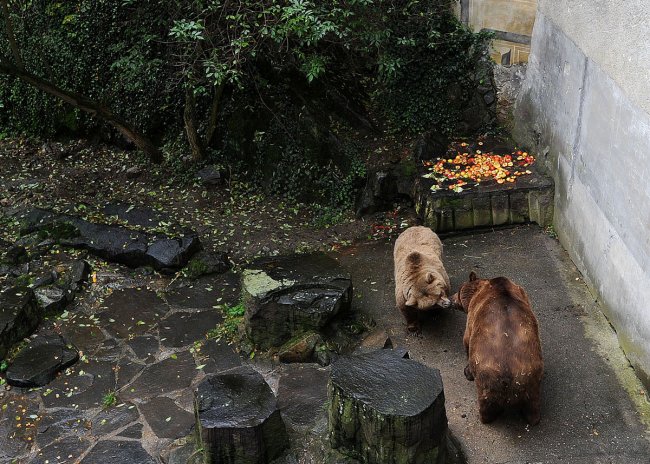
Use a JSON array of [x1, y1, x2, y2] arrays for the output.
[[0, 59, 163, 163], [205, 82, 225, 147], [0, 0, 24, 70], [183, 87, 205, 162]]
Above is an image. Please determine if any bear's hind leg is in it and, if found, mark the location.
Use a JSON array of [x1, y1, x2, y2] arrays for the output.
[[478, 396, 503, 424], [464, 363, 475, 381], [521, 399, 541, 425]]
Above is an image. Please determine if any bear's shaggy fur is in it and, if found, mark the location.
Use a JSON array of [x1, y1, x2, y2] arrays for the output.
[[454, 272, 543, 425], [394, 226, 451, 332]]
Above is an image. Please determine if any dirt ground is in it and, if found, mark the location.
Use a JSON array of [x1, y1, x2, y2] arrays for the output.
[[0, 137, 413, 266]]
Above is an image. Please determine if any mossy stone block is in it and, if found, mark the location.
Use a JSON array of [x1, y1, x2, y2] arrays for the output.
[[491, 194, 510, 226]]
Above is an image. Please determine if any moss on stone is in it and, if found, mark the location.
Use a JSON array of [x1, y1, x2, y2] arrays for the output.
[[36, 221, 79, 241], [241, 269, 295, 299], [183, 258, 210, 280]]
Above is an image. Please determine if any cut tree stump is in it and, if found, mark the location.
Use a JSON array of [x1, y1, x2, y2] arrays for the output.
[[329, 350, 448, 464], [194, 365, 289, 464]]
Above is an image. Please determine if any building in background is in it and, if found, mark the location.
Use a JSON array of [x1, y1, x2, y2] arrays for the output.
[[457, 0, 537, 65]]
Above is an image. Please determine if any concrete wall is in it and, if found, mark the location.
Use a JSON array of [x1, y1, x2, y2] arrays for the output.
[[457, 0, 537, 64], [515, 3, 650, 387]]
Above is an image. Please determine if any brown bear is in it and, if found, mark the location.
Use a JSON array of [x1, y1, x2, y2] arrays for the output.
[[394, 226, 452, 332], [453, 271, 543, 425]]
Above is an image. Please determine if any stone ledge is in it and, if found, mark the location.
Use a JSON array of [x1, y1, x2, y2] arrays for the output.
[[414, 165, 554, 233]]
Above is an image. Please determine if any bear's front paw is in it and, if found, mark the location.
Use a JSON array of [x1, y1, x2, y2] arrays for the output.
[[406, 322, 422, 335]]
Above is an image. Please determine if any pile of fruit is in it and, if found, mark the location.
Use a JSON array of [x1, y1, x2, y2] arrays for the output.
[[422, 142, 536, 192]]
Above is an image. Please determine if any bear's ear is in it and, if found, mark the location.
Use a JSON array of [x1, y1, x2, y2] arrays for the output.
[[406, 252, 422, 266], [469, 271, 478, 281], [458, 282, 476, 308], [425, 272, 435, 284]]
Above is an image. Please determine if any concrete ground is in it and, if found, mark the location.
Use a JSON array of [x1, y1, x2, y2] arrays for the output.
[[336, 224, 650, 464]]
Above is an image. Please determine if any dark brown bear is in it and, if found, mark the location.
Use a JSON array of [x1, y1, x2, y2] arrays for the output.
[[453, 272, 543, 425]]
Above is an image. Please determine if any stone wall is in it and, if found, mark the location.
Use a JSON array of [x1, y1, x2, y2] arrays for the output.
[[457, 0, 537, 65], [514, 3, 650, 388]]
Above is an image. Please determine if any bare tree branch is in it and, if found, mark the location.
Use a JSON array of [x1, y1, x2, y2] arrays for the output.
[[0, 0, 23, 70], [0, 57, 163, 163]]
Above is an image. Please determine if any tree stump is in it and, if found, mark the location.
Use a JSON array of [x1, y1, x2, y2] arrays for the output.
[[242, 253, 352, 349], [195, 366, 288, 464], [329, 350, 447, 464]]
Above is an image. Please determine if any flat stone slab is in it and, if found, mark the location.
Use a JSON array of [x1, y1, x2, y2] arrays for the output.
[[6, 331, 79, 387], [42, 360, 116, 409], [198, 339, 242, 375], [36, 407, 87, 447], [121, 350, 197, 400], [0, 394, 41, 460], [159, 310, 223, 348], [329, 350, 447, 464], [140, 396, 195, 439], [127, 334, 159, 363], [0, 286, 40, 359], [52, 314, 107, 352], [118, 422, 143, 439], [165, 272, 240, 310], [91, 402, 140, 435], [81, 440, 157, 464], [242, 253, 353, 349], [97, 288, 168, 339], [195, 365, 289, 463], [18, 208, 201, 272], [37, 435, 92, 464], [277, 364, 330, 431]]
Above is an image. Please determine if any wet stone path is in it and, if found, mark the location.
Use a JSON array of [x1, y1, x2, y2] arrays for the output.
[[0, 272, 242, 464], [1, 225, 650, 463]]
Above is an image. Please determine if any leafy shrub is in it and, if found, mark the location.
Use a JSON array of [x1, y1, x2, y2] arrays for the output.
[[1, 1, 492, 211]]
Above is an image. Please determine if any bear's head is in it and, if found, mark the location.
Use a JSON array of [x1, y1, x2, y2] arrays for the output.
[[404, 253, 451, 310], [452, 271, 486, 312]]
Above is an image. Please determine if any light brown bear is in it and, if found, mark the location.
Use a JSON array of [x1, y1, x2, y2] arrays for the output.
[[394, 226, 452, 332], [453, 272, 543, 425]]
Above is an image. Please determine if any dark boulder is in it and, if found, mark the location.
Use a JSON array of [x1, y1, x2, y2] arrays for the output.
[[242, 253, 353, 350], [4, 245, 29, 265], [413, 130, 449, 162], [6, 331, 79, 387], [278, 332, 322, 363], [0, 287, 41, 360], [18, 208, 201, 273], [183, 250, 231, 279], [195, 365, 289, 464], [34, 285, 68, 316], [355, 164, 416, 217], [197, 165, 228, 187], [329, 350, 448, 464], [68, 260, 91, 290]]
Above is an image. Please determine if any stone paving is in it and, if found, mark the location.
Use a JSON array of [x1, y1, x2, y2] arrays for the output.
[[0, 272, 241, 463], [1, 225, 649, 463]]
